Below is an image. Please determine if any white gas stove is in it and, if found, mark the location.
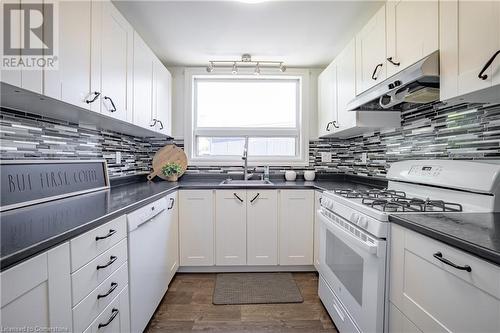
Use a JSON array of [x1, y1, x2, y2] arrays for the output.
[[317, 160, 500, 333]]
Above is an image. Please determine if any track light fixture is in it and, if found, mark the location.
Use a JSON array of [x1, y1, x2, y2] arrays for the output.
[[206, 54, 286, 74]]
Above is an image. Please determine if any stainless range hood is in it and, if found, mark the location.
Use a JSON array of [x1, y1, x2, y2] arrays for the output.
[[347, 51, 440, 112]]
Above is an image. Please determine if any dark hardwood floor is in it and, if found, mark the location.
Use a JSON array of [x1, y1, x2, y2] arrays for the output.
[[145, 272, 338, 333]]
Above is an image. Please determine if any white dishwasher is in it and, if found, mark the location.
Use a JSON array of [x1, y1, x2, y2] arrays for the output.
[[127, 197, 169, 333]]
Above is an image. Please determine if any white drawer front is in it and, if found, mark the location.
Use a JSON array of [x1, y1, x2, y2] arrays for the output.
[[72, 239, 128, 305], [390, 224, 500, 333], [82, 286, 130, 333], [71, 215, 127, 272], [127, 197, 167, 231], [73, 262, 128, 333]]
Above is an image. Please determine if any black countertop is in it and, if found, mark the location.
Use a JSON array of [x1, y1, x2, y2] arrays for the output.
[[390, 213, 500, 266], [0, 174, 384, 271]]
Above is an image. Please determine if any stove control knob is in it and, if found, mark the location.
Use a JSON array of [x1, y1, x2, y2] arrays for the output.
[[350, 213, 359, 224], [358, 217, 368, 228]]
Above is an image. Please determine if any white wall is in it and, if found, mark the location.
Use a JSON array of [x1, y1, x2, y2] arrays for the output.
[[167, 66, 323, 140]]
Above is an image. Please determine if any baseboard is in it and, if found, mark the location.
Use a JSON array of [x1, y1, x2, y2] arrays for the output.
[[177, 265, 317, 273]]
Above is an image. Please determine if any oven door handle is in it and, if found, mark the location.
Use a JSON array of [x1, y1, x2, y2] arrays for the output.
[[319, 211, 379, 255]]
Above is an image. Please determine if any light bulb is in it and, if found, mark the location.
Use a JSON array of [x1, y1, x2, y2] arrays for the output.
[[206, 62, 214, 73], [254, 62, 260, 75]]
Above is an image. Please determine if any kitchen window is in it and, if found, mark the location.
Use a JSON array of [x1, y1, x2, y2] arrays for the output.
[[187, 74, 308, 166]]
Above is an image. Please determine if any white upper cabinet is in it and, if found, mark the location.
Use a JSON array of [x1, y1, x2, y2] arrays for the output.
[[247, 190, 278, 266], [385, 0, 439, 78], [133, 32, 155, 130], [0, 0, 42, 94], [44, 0, 92, 110], [317, 62, 338, 137], [440, 0, 500, 101], [91, 0, 133, 122], [336, 39, 357, 131], [215, 190, 247, 266], [153, 58, 173, 136], [355, 4, 387, 95]]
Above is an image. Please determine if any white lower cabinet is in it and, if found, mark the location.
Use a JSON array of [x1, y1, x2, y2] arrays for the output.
[[82, 287, 130, 333], [0, 243, 72, 331], [247, 190, 279, 266], [166, 191, 179, 282], [388, 302, 421, 333], [179, 190, 215, 266], [313, 191, 322, 270], [216, 190, 247, 265], [389, 224, 500, 333], [279, 190, 314, 265]]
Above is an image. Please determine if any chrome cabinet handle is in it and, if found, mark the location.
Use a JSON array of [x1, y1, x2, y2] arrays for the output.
[[95, 229, 116, 241], [478, 50, 500, 80], [103, 96, 117, 112], [85, 91, 100, 104], [233, 193, 243, 202], [96, 256, 117, 270], [386, 57, 400, 66], [168, 197, 175, 210], [433, 252, 471, 272], [250, 193, 260, 203], [372, 63, 383, 80], [97, 282, 118, 300], [98, 308, 119, 329]]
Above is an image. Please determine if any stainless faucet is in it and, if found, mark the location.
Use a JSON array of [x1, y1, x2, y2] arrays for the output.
[[242, 136, 250, 180]]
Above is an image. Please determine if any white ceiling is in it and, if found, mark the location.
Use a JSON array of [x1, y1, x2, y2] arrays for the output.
[[113, 0, 384, 68]]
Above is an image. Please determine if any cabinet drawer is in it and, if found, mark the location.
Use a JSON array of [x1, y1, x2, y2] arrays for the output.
[[82, 286, 130, 333], [73, 262, 128, 333], [390, 224, 500, 332], [72, 239, 128, 305], [71, 215, 127, 272], [127, 197, 167, 231]]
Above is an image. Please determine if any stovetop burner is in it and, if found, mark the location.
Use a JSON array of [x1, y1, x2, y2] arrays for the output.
[[333, 188, 463, 213]]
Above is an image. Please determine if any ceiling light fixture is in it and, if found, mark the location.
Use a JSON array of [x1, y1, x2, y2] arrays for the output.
[[206, 61, 214, 73], [254, 62, 260, 75], [206, 54, 286, 74]]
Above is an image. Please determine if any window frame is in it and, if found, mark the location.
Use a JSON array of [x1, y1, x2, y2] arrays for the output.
[[184, 67, 310, 166]]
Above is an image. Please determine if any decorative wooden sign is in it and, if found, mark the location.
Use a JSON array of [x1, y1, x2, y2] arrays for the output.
[[0, 160, 109, 212]]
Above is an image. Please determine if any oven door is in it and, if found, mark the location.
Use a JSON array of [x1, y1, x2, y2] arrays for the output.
[[318, 209, 386, 333]]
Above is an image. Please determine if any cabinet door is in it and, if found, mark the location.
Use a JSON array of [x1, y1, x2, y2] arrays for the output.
[[166, 191, 179, 283], [336, 39, 357, 131], [153, 59, 172, 136], [44, 0, 91, 109], [317, 62, 337, 137], [279, 190, 314, 265], [440, 0, 500, 100], [97, 1, 133, 122], [0, 0, 22, 87], [179, 190, 214, 266], [313, 191, 322, 270], [132, 32, 154, 129], [247, 190, 278, 266], [386, 0, 438, 77], [1, 243, 72, 330], [215, 190, 247, 266], [355, 5, 387, 95], [390, 224, 500, 333], [0, 0, 42, 93]]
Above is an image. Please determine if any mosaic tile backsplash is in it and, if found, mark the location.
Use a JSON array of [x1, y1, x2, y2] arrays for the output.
[[1, 102, 500, 179]]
